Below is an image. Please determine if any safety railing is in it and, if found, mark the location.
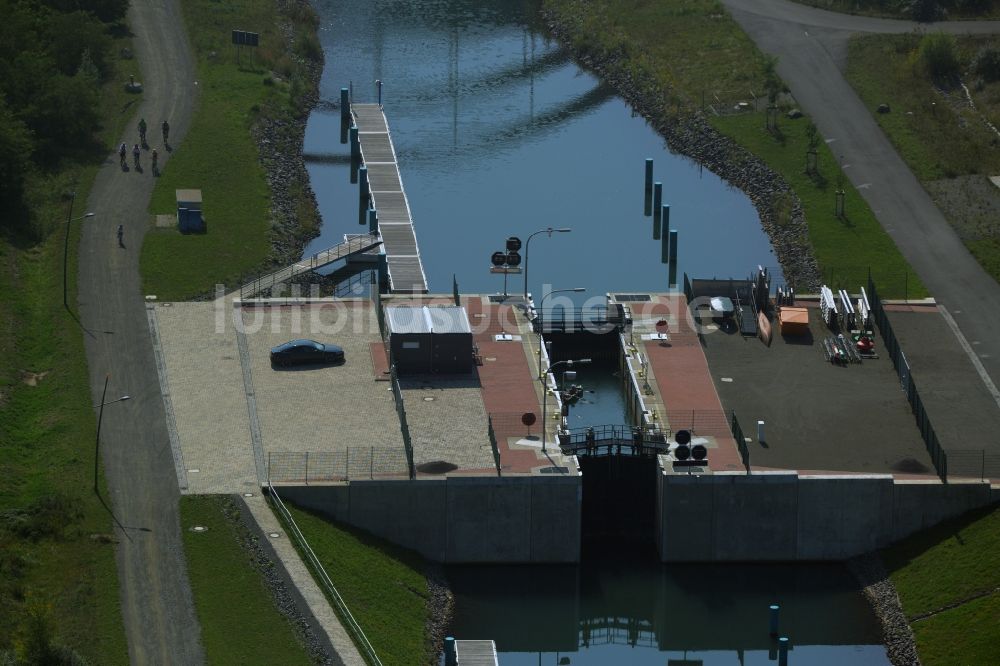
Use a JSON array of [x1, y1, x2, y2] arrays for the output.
[[267, 484, 383, 666], [266, 449, 410, 483], [732, 411, 750, 474], [945, 450, 1000, 481], [389, 364, 416, 479], [486, 415, 502, 477]]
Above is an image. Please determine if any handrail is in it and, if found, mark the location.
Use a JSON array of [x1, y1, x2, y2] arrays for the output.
[[267, 483, 384, 666]]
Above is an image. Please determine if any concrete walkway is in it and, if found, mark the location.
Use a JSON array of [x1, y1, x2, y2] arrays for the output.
[[721, 0, 1000, 402]]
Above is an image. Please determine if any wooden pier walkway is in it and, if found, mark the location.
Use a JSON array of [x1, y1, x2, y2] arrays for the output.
[[352, 103, 428, 294], [455, 640, 498, 666], [239, 232, 381, 298]]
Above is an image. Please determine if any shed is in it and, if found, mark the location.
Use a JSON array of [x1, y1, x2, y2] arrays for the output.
[[176, 189, 206, 233], [386, 305, 473, 374], [778, 306, 810, 336]]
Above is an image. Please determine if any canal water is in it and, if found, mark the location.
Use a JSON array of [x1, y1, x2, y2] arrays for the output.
[[304, 1, 887, 663]]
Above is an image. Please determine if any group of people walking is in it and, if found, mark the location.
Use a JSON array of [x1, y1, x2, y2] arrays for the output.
[[118, 117, 169, 172]]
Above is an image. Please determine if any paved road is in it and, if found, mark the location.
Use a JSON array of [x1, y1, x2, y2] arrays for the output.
[[77, 0, 203, 661], [722, 0, 1000, 389]]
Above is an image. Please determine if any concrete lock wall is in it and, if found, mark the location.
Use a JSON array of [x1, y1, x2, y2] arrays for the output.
[[658, 471, 999, 562], [275, 475, 581, 563]]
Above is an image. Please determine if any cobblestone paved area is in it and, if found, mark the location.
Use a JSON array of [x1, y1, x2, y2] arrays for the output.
[[241, 302, 405, 464], [399, 375, 495, 473], [152, 302, 258, 493]]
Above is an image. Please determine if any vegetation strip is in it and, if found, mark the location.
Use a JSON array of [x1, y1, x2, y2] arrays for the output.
[[910, 586, 1000, 622], [141, 0, 323, 301], [180, 495, 319, 665]]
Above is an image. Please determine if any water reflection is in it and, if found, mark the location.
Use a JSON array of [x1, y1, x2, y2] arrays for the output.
[[448, 560, 889, 664]]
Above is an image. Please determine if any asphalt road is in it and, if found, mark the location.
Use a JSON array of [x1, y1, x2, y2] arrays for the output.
[[77, 0, 204, 661], [722, 0, 1000, 390]]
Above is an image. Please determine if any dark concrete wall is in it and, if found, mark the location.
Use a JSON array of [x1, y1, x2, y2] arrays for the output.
[[658, 471, 999, 561], [276, 475, 581, 563]]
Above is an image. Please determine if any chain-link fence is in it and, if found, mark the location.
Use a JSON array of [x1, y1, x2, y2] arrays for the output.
[[945, 450, 1000, 481], [266, 448, 411, 483]]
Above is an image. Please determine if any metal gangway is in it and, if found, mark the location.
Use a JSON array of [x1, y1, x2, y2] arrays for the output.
[[239, 232, 382, 298], [352, 103, 429, 293]]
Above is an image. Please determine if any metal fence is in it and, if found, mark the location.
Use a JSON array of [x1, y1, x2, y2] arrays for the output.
[[267, 484, 383, 666], [389, 364, 416, 479], [486, 415, 502, 477], [868, 276, 947, 480], [266, 448, 410, 483], [945, 450, 1000, 481], [731, 411, 750, 474], [664, 409, 733, 439]]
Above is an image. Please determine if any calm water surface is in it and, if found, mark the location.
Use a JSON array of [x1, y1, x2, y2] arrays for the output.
[[305, 2, 883, 662]]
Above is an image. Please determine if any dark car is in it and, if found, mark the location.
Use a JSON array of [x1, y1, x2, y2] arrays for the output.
[[270, 339, 345, 367]]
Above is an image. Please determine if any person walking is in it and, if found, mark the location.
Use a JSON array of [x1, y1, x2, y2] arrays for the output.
[[118, 142, 127, 168], [138, 118, 147, 146], [151, 148, 158, 173], [132, 143, 141, 169], [117, 224, 124, 247], [161, 119, 170, 145]]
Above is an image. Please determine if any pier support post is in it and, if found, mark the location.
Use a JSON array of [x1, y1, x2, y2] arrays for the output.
[[444, 637, 456, 666], [349, 125, 360, 183], [778, 636, 789, 666], [668, 229, 678, 288], [653, 182, 663, 239], [367, 207, 378, 232], [340, 87, 350, 144], [358, 165, 369, 226], [644, 158, 654, 216], [377, 251, 388, 292], [661, 205, 670, 263], [769, 604, 780, 636]]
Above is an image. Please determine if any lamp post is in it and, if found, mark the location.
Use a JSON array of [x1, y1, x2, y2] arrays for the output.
[[63, 191, 95, 309], [94, 374, 130, 494], [537, 287, 585, 380], [523, 227, 571, 302], [542, 358, 591, 453]]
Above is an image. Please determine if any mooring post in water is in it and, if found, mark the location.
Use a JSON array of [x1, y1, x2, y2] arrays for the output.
[[340, 87, 350, 144], [444, 637, 456, 666], [644, 158, 654, 216], [349, 125, 360, 183], [668, 229, 678, 287], [367, 207, 378, 232], [661, 205, 671, 263], [778, 636, 790, 665], [358, 165, 369, 226], [769, 604, 780, 636], [653, 182, 663, 239]]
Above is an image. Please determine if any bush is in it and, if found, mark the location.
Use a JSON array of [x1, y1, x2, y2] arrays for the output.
[[920, 32, 961, 82], [973, 44, 1000, 82]]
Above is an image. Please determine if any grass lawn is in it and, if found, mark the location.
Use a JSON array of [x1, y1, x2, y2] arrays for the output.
[[847, 32, 1000, 283], [281, 502, 433, 666], [140, 0, 320, 301], [711, 113, 927, 298], [0, 26, 140, 663], [179, 496, 314, 665], [882, 504, 1000, 664]]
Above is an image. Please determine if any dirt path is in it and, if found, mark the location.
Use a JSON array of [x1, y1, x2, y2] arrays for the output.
[[722, 0, 1000, 392], [77, 0, 204, 661]]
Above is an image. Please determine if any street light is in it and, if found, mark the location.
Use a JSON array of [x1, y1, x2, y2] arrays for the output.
[[537, 287, 585, 380], [523, 227, 571, 302], [94, 374, 130, 494], [63, 191, 95, 309], [542, 358, 591, 453]]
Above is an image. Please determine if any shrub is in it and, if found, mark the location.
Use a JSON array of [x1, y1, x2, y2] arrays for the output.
[[920, 32, 961, 82], [972, 44, 1000, 82]]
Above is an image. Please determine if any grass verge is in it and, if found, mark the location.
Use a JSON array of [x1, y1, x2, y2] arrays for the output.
[[281, 502, 434, 666], [847, 32, 1000, 283], [882, 504, 1000, 664], [0, 34, 137, 665], [711, 113, 927, 298], [179, 496, 314, 665], [141, 0, 321, 301]]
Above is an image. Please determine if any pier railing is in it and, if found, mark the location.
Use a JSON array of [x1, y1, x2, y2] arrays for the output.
[[731, 411, 751, 474]]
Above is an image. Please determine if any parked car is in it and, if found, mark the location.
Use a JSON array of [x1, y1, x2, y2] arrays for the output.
[[270, 339, 345, 367]]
